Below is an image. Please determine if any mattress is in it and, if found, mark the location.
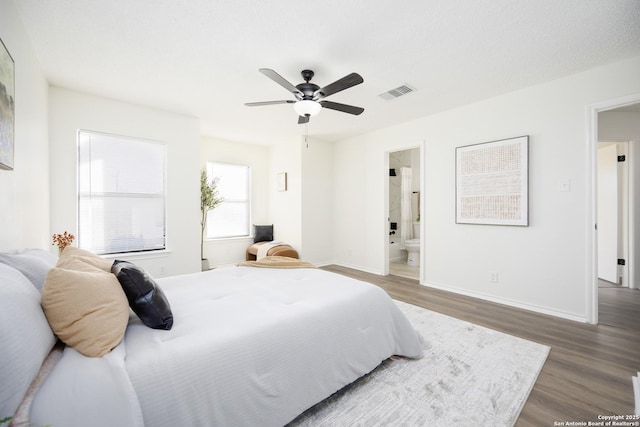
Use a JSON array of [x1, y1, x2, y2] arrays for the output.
[[31, 266, 424, 427]]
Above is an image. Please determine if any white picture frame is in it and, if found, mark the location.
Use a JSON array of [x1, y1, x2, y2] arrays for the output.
[[456, 135, 529, 226], [277, 172, 287, 192]]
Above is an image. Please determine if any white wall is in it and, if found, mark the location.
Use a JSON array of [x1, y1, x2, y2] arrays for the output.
[[200, 135, 333, 267], [0, 0, 50, 251], [49, 87, 201, 276], [389, 148, 421, 237], [333, 55, 640, 321], [269, 136, 303, 253], [200, 136, 271, 266], [301, 138, 334, 265], [599, 110, 640, 288]]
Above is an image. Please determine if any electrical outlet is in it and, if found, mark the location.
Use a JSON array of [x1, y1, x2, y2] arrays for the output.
[[489, 271, 499, 283]]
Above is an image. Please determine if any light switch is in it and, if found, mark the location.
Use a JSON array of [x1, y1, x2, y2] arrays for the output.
[[559, 180, 571, 192]]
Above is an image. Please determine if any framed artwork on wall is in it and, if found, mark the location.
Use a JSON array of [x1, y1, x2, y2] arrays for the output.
[[455, 135, 529, 226], [0, 37, 15, 171]]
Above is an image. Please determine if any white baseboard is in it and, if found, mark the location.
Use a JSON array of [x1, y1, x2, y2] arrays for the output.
[[311, 259, 336, 268], [422, 281, 588, 323], [210, 262, 241, 269], [317, 264, 587, 324], [332, 261, 384, 276]]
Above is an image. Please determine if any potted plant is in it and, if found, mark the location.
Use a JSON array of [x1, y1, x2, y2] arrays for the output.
[[200, 169, 223, 271]]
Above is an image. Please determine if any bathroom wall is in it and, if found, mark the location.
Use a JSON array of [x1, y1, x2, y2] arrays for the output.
[[389, 148, 420, 236]]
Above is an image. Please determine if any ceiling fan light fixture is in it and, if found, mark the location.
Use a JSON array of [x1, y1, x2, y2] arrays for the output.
[[294, 100, 322, 117]]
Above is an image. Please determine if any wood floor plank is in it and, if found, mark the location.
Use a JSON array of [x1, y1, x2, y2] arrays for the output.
[[322, 265, 640, 425], [599, 286, 640, 330]]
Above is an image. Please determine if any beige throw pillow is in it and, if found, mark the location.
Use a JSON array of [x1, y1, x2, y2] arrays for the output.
[[41, 266, 129, 357], [57, 246, 113, 272]]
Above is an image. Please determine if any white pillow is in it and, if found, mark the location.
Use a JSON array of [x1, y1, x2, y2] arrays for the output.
[[0, 264, 56, 419], [0, 249, 57, 291]]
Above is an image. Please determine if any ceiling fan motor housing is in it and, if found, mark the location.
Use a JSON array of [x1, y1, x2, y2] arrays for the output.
[[296, 70, 320, 100]]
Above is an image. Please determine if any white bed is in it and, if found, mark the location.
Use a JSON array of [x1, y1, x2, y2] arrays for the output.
[[21, 265, 423, 427]]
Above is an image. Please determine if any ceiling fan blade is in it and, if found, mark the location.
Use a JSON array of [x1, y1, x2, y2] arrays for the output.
[[298, 115, 310, 124], [259, 68, 303, 98], [245, 100, 295, 106], [314, 73, 364, 99], [320, 100, 364, 115]]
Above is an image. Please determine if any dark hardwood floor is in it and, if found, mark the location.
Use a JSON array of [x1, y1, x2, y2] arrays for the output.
[[599, 280, 640, 331], [322, 265, 640, 426]]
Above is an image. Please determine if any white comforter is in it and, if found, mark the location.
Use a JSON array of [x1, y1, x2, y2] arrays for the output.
[[31, 266, 423, 427]]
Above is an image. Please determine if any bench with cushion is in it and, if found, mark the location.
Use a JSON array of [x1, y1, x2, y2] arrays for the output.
[[247, 224, 299, 261], [245, 242, 298, 261]]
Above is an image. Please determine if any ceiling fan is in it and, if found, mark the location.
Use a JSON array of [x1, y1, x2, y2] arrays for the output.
[[245, 68, 364, 124]]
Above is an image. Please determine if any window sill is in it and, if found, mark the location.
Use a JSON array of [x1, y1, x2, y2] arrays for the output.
[[205, 236, 253, 243], [101, 249, 172, 261]]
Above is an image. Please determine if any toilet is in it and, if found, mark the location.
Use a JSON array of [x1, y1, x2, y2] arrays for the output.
[[404, 222, 421, 266]]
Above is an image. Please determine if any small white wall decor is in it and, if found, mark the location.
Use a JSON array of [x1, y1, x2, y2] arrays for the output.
[[456, 135, 529, 226], [277, 172, 287, 192]]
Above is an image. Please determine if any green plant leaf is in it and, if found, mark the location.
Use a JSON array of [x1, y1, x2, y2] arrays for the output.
[[200, 168, 224, 259]]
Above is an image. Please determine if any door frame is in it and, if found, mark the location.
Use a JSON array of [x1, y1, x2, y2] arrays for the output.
[[586, 93, 640, 324], [597, 139, 632, 287]]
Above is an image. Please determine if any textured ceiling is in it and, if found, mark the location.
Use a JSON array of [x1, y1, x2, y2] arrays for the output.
[[13, 0, 640, 145]]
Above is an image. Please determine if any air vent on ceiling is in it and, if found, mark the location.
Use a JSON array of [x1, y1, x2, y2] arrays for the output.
[[379, 84, 416, 100]]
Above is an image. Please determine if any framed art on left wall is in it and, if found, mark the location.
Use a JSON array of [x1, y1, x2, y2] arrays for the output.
[[0, 37, 15, 171]]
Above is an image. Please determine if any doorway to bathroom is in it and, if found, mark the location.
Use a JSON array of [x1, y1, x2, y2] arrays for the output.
[[386, 146, 422, 281]]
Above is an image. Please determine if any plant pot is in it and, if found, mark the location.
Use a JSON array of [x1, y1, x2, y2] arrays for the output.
[[201, 259, 210, 271]]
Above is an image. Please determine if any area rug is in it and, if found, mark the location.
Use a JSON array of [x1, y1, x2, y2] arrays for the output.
[[289, 300, 550, 427]]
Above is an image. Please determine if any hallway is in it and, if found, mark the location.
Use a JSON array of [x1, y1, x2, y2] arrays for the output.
[[599, 280, 640, 331]]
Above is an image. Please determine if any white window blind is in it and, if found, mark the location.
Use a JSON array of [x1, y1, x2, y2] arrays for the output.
[[206, 162, 250, 238], [78, 131, 167, 255]]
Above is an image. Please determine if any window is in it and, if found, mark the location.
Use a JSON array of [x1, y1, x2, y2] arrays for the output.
[[78, 130, 167, 255], [206, 162, 250, 238]]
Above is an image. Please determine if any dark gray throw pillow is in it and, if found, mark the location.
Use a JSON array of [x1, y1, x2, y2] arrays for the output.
[[253, 224, 273, 243], [111, 260, 173, 330]]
